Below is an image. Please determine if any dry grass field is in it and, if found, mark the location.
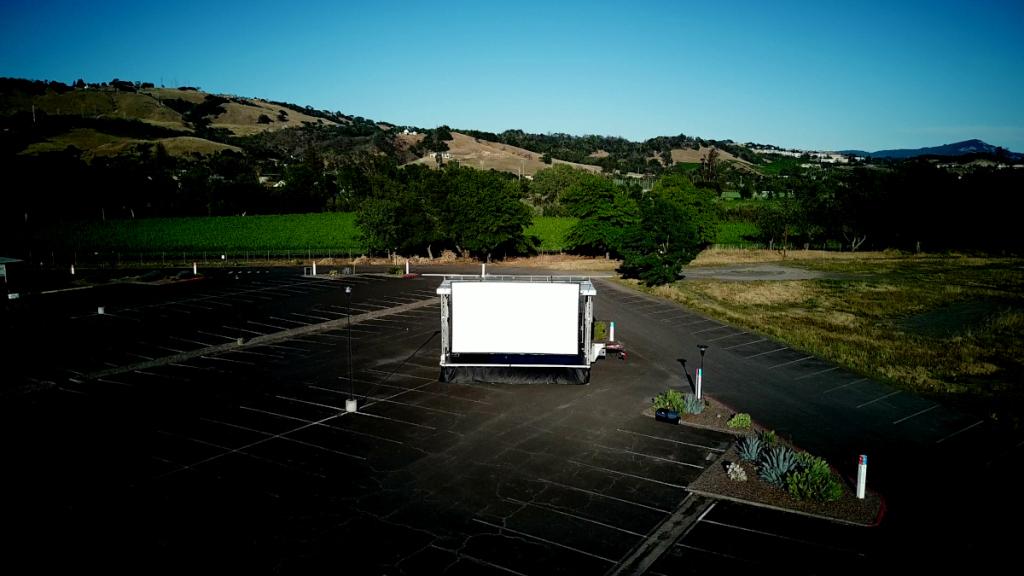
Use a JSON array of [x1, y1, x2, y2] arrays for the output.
[[401, 132, 601, 176], [689, 247, 915, 267], [21, 128, 239, 159], [493, 254, 621, 271], [620, 253, 1024, 427]]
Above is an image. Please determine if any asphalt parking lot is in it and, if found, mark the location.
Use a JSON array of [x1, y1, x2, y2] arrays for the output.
[[4, 266, 1022, 572]]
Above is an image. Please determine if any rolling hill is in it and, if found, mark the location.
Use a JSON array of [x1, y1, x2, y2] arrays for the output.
[[400, 132, 602, 176], [839, 139, 1022, 160]]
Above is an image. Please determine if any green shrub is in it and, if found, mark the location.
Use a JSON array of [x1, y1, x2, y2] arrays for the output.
[[387, 265, 404, 275], [593, 321, 608, 341], [759, 446, 799, 486], [682, 394, 705, 415], [787, 455, 842, 502], [728, 413, 751, 429], [736, 436, 762, 462], [652, 390, 685, 413], [759, 429, 778, 446], [328, 269, 339, 276]]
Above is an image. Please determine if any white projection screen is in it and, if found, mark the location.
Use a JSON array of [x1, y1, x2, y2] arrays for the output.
[[451, 282, 580, 355]]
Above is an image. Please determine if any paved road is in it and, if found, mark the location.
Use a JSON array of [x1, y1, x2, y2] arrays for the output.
[[5, 267, 1020, 572], [596, 278, 1024, 569], [679, 263, 871, 282]]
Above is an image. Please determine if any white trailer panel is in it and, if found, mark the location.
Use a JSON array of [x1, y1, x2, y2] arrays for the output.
[[451, 282, 579, 355]]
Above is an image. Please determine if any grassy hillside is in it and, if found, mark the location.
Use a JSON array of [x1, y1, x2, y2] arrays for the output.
[[401, 132, 601, 176]]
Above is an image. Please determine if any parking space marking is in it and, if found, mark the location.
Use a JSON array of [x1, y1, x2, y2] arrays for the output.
[[592, 444, 704, 469], [935, 420, 984, 443], [363, 368, 435, 381], [141, 343, 188, 354], [645, 309, 682, 316], [856, 390, 901, 408], [767, 356, 814, 369], [199, 355, 255, 365], [224, 326, 264, 335], [673, 543, 761, 564], [690, 325, 729, 335], [247, 321, 290, 331], [471, 519, 618, 564], [308, 385, 464, 417], [794, 367, 838, 380], [744, 347, 788, 359], [124, 352, 155, 361], [698, 519, 863, 554], [135, 370, 190, 381], [822, 378, 867, 393], [269, 316, 310, 325], [723, 338, 765, 350], [673, 319, 716, 328], [203, 417, 404, 446], [705, 332, 748, 343], [505, 498, 646, 537], [230, 349, 285, 358], [290, 312, 333, 322], [351, 409, 436, 429], [97, 378, 132, 386], [169, 336, 218, 347], [570, 460, 690, 489], [893, 405, 939, 424], [538, 480, 670, 514], [659, 315, 692, 322], [196, 330, 237, 341], [615, 429, 724, 453]]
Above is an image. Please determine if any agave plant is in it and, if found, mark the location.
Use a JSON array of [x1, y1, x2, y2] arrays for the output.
[[759, 446, 800, 486], [682, 394, 705, 415], [736, 436, 763, 462]]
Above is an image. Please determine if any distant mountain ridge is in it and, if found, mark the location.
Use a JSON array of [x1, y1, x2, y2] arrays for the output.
[[839, 139, 1022, 160]]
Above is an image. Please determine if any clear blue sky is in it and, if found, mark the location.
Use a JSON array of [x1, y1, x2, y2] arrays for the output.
[[3, 0, 1023, 152]]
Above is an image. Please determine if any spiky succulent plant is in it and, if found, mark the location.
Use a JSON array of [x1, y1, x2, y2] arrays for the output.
[[759, 446, 800, 486], [736, 436, 763, 462], [682, 394, 705, 415]]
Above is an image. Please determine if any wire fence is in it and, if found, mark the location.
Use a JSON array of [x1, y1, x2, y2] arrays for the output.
[[10, 249, 369, 269]]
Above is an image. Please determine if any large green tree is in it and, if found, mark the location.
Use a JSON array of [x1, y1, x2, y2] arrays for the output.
[[441, 166, 534, 259], [560, 174, 638, 255], [649, 174, 720, 247], [618, 197, 700, 286]]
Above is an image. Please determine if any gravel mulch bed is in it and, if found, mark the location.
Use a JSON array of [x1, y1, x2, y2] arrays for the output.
[[642, 396, 758, 437], [688, 445, 884, 526]]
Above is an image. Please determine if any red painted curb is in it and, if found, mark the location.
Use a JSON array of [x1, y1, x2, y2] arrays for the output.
[[402, 274, 420, 278], [706, 394, 886, 526]]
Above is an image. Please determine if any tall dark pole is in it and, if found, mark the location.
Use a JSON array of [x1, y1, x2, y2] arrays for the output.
[[346, 286, 354, 401]]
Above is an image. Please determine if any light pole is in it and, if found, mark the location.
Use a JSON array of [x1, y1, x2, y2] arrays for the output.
[[345, 286, 357, 413], [696, 344, 708, 399]]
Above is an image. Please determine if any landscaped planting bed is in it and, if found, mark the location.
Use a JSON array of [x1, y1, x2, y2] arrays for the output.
[[644, 391, 885, 525]]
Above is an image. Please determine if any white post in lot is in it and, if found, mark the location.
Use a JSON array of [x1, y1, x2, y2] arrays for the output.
[[481, 263, 486, 277], [610, 321, 615, 342], [405, 259, 409, 275], [857, 455, 867, 499], [696, 368, 702, 399], [312, 260, 317, 276], [71, 264, 75, 275], [193, 262, 197, 275]]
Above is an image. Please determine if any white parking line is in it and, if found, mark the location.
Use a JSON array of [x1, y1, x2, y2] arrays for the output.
[[505, 497, 646, 537], [196, 330, 237, 341], [591, 444, 704, 469], [615, 429, 724, 452], [269, 316, 310, 325], [537, 479, 670, 514], [308, 385, 463, 416], [935, 420, 984, 443], [856, 390, 901, 408], [723, 338, 765, 350], [570, 460, 690, 489], [351, 409, 436, 429], [247, 321, 289, 331], [691, 325, 730, 335], [199, 355, 255, 365], [794, 367, 838, 380], [705, 332, 747, 343], [745, 347, 788, 359], [471, 519, 617, 564], [673, 319, 715, 327], [697, 519, 864, 554], [168, 336, 217, 347], [893, 405, 939, 424], [290, 312, 333, 322], [822, 378, 867, 393], [224, 326, 264, 335], [767, 356, 814, 369]]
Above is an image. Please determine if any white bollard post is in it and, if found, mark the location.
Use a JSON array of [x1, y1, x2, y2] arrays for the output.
[[856, 455, 867, 499], [312, 261, 317, 276], [193, 262, 197, 275], [696, 368, 702, 399], [97, 306, 105, 315], [71, 265, 75, 275], [610, 321, 615, 342], [406, 259, 409, 275], [346, 398, 357, 413], [482, 263, 486, 277]]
